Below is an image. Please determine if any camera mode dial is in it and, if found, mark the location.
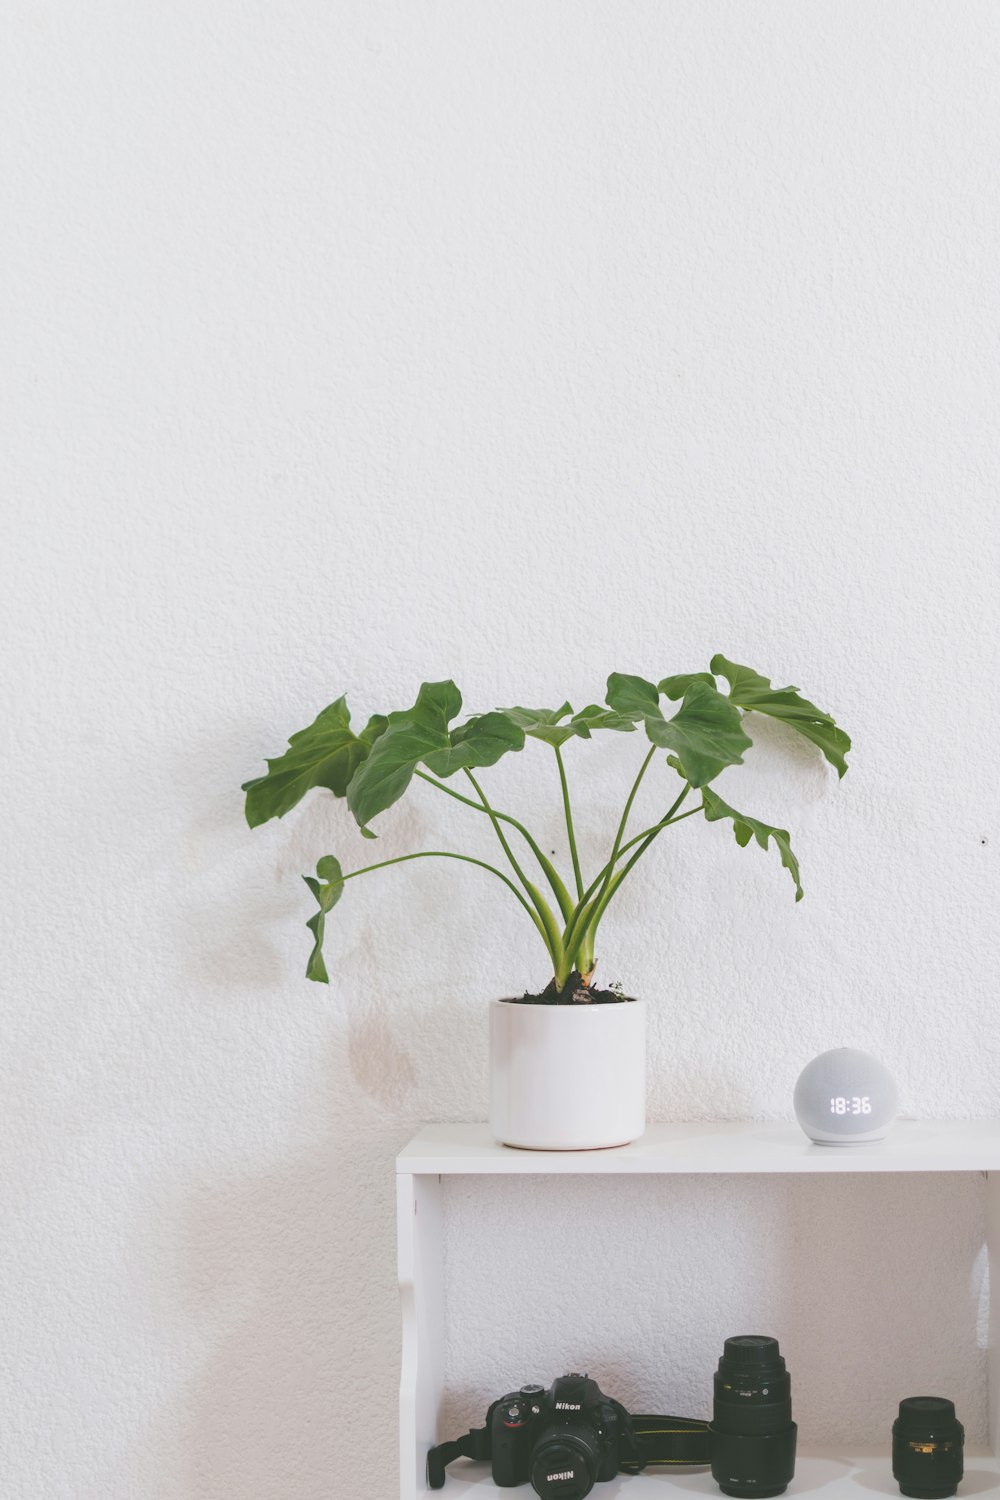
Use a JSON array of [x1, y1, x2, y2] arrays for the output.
[[501, 1396, 532, 1428]]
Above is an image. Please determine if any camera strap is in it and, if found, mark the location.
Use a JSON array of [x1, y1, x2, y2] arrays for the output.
[[620, 1412, 712, 1471], [427, 1424, 492, 1489]]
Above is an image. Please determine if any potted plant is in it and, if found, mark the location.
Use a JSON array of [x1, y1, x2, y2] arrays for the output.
[[242, 656, 850, 1150]]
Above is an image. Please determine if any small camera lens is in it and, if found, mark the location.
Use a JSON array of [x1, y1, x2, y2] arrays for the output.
[[529, 1427, 599, 1500], [709, 1335, 797, 1498], [892, 1397, 964, 1499]]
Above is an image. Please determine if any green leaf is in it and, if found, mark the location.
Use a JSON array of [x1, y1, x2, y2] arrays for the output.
[[358, 714, 389, 748], [644, 681, 752, 787], [242, 697, 387, 827], [702, 787, 803, 901], [346, 680, 462, 831], [659, 672, 716, 701], [605, 673, 661, 720], [422, 711, 526, 776], [570, 704, 638, 735], [710, 655, 851, 778], [501, 702, 584, 748], [302, 855, 345, 982]]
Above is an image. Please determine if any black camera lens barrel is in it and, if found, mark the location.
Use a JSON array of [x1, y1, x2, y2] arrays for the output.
[[709, 1336, 797, 1499], [892, 1397, 964, 1499], [529, 1424, 600, 1500]]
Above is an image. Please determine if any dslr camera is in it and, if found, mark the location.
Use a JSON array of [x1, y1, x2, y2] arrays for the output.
[[490, 1372, 626, 1495], [429, 1369, 710, 1499]]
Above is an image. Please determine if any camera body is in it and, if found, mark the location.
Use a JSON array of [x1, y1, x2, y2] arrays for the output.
[[490, 1373, 624, 1494]]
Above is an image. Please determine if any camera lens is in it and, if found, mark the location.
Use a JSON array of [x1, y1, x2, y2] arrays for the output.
[[709, 1335, 797, 1498], [529, 1424, 599, 1500], [892, 1397, 964, 1499]]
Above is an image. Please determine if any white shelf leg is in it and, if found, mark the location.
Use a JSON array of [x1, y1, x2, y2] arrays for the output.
[[988, 1169, 1000, 1460], [398, 1171, 445, 1500]]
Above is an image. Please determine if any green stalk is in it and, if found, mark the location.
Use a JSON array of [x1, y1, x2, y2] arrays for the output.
[[554, 745, 584, 900], [560, 784, 693, 966], [591, 745, 656, 913], [330, 848, 549, 946], [564, 802, 704, 972], [414, 769, 575, 923], [612, 782, 692, 865], [560, 753, 666, 964], [572, 746, 655, 980], [463, 769, 567, 979]]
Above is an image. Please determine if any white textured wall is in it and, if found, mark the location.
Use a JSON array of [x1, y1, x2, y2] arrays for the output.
[[2, 3, 999, 1497]]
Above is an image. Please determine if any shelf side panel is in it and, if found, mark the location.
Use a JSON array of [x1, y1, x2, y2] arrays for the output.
[[988, 1171, 1000, 1458], [398, 1172, 444, 1500]]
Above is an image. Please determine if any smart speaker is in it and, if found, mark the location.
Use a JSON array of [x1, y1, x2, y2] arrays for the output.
[[793, 1048, 898, 1144]]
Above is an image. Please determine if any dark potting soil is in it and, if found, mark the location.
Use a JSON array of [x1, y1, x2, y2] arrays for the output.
[[509, 971, 635, 1005]]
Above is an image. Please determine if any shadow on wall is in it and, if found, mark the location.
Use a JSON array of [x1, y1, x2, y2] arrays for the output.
[[153, 725, 489, 1499], [182, 1139, 395, 1497], [167, 1098, 405, 1499], [159, 991, 482, 1500], [171, 717, 434, 997]]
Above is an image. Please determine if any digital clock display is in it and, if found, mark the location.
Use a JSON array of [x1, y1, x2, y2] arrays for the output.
[[830, 1096, 872, 1115]]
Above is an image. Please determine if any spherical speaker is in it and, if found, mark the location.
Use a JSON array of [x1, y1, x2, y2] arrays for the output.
[[793, 1048, 898, 1145]]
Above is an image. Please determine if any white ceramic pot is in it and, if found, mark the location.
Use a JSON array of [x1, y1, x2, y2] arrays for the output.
[[489, 998, 647, 1150]]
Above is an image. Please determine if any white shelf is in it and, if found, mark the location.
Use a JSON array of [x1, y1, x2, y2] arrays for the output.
[[426, 1449, 1000, 1496], [397, 1120, 1000, 1499], [397, 1119, 1000, 1176]]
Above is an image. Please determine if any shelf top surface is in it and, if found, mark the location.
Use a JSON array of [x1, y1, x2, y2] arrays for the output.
[[396, 1118, 1000, 1174]]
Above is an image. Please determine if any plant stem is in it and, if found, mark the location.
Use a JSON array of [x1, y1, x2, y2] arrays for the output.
[[554, 745, 584, 900], [615, 782, 692, 863], [559, 783, 692, 966], [575, 783, 690, 914], [414, 769, 575, 922], [593, 803, 705, 921], [563, 802, 704, 972], [329, 848, 550, 946], [463, 769, 566, 976], [567, 745, 655, 959]]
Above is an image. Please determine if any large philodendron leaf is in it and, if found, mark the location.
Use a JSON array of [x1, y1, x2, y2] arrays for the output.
[[501, 702, 583, 748], [710, 655, 851, 778], [645, 682, 752, 787], [702, 786, 803, 901], [422, 711, 526, 776], [605, 672, 661, 720], [501, 699, 638, 747], [659, 672, 716, 700], [347, 679, 462, 832], [303, 855, 345, 982], [606, 674, 752, 788], [570, 704, 638, 734], [242, 696, 388, 827]]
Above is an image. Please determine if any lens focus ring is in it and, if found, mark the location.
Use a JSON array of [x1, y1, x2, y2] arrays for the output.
[[529, 1429, 598, 1500]]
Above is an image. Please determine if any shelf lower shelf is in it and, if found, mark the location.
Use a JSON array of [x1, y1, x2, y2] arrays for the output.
[[398, 1127, 1000, 1498], [429, 1449, 999, 1496]]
